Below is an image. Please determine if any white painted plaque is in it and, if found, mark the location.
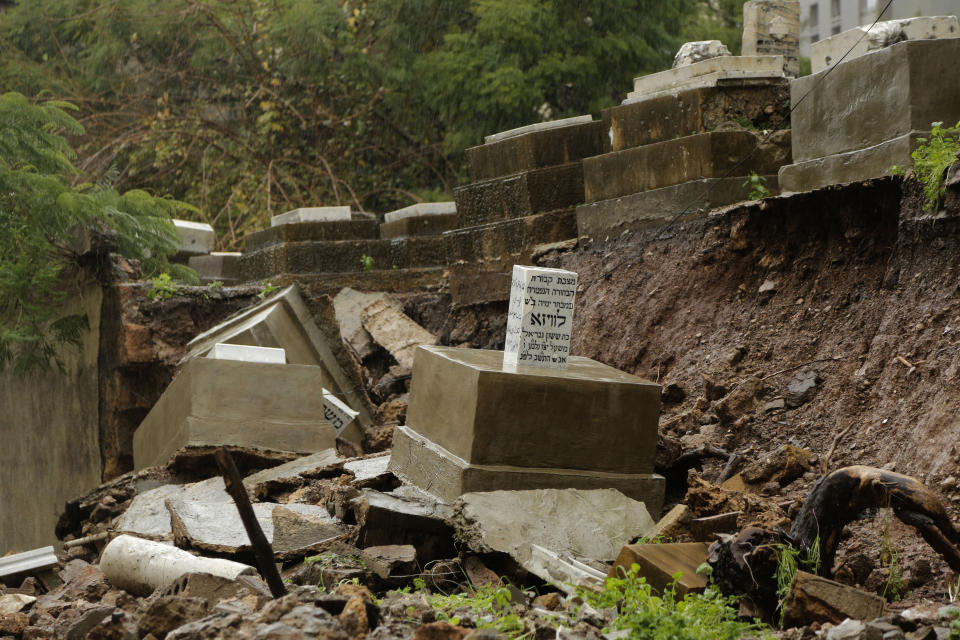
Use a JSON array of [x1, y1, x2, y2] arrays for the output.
[[322, 388, 359, 436], [208, 343, 286, 364], [504, 265, 577, 369]]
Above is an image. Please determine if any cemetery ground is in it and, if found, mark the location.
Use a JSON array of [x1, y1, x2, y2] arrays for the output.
[[4, 173, 960, 639]]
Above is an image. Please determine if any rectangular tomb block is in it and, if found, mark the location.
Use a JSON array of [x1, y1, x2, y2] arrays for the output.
[[244, 218, 380, 252], [610, 542, 710, 596], [188, 252, 241, 284], [741, 0, 800, 77], [208, 343, 286, 364], [383, 202, 457, 223], [322, 389, 359, 437], [810, 16, 960, 74], [789, 39, 960, 164], [484, 115, 593, 144], [627, 55, 784, 102], [403, 346, 661, 475], [381, 203, 458, 239], [132, 357, 336, 470], [467, 120, 604, 182], [583, 130, 791, 203], [271, 206, 352, 226], [173, 219, 216, 255], [504, 265, 577, 370]]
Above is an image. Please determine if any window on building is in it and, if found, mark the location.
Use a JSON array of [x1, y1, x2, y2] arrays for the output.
[[809, 2, 819, 27], [831, 0, 841, 18], [860, 0, 877, 22], [832, 23, 842, 34]]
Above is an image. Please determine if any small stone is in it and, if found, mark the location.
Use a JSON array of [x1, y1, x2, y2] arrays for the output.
[[826, 618, 866, 640], [0, 612, 29, 635], [661, 382, 686, 404], [763, 398, 786, 412], [785, 370, 821, 408], [0, 593, 36, 615], [137, 596, 209, 639], [758, 279, 777, 294], [672, 40, 731, 67], [533, 592, 563, 611], [338, 596, 370, 639], [413, 621, 471, 640]]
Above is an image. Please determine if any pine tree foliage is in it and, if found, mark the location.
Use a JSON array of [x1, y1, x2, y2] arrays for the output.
[[0, 91, 188, 372]]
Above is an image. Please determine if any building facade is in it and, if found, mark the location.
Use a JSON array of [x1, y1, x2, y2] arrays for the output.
[[798, 0, 960, 56]]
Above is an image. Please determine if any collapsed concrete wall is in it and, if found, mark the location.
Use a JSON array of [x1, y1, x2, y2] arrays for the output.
[[0, 269, 103, 552]]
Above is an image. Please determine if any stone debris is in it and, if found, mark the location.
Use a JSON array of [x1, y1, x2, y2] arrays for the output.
[[672, 40, 731, 68], [360, 298, 437, 370], [609, 542, 710, 596], [781, 571, 886, 628]]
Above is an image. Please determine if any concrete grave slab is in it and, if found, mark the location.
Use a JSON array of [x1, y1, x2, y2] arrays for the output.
[[583, 130, 791, 203], [388, 346, 664, 509], [245, 218, 380, 252], [323, 388, 359, 437], [504, 265, 577, 369], [0, 547, 58, 581], [384, 202, 457, 223], [467, 121, 603, 182], [603, 81, 790, 153], [484, 115, 593, 144], [243, 449, 344, 496], [610, 542, 710, 596], [344, 454, 392, 485], [132, 357, 336, 470], [811, 16, 960, 74], [741, 0, 800, 76], [360, 298, 436, 370], [627, 55, 784, 103], [181, 285, 374, 431], [780, 39, 960, 192], [188, 252, 241, 284], [173, 220, 216, 255], [781, 571, 886, 627], [454, 163, 585, 227], [352, 489, 456, 563], [208, 343, 286, 364], [116, 484, 184, 537], [576, 175, 779, 239], [332, 288, 389, 360], [271, 206, 351, 226], [453, 488, 655, 563]]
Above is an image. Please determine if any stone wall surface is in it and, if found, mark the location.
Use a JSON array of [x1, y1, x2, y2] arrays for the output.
[[0, 270, 103, 552]]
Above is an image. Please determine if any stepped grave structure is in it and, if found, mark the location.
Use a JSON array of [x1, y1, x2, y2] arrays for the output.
[[741, 0, 800, 77], [132, 346, 336, 470], [389, 265, 665, 515], [447, 116, 603, 305], [240, 206, 446, 294], [171, 219, 216, 264], [380, 202, 459, 239], [778, 38, 960, 193], [577, 45, 792, 240]]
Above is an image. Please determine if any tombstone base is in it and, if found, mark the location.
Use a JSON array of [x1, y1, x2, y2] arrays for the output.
[[778, 131, 920, 193], [576, 175, 779, 239], [388, 425, 665, 517]]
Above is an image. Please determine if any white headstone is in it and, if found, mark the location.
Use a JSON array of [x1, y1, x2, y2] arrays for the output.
[[383, 202, 457, 223], [271, 206, 352, 227], [504, 265, 577, 370], [173, 219, 216, 254], [208, 343, 286, 364], [322, 389, 359, 436]]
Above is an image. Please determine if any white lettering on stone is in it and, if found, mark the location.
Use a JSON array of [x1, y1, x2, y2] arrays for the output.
[[322, 389, 359, 436], [503, 265, 577, 370]]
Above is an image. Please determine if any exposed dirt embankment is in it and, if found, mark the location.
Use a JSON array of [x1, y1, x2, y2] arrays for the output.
[[547, 177, 960, 488]]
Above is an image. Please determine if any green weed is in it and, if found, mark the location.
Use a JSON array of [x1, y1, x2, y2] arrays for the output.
[[146, 272, 177, 300], [426, 582, 529, 640], [880, 516, 905, 602], [771, 538, 821, 622], [743, 172, 772, 200], [911, 121, 960, 213], [257, 281, 278, 299], [577, 564, 770, 640], [360, 254, 375, 272]]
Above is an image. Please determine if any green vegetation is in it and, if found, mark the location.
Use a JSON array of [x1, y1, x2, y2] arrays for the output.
[[771, 538, 820, 621], [425, 581, 528, 639], [0, 91, 190, 372], [360, 254, 375, 272], [578, 564, 769, 640], [146, 273, 178, 301], [911, 121, 960, 214], [880, 516, 905, 601], [744, 172, 772, 200], [257, 281, 279, 299]]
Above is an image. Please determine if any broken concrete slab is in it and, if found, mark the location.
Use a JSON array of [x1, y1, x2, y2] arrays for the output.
[[0, 546, 58, 582], [610, 542, 710, 596], [208, 343, 286, 364], [360, 298, 436, 370], [811, 15, 960, 74], [160, 572, 245, 607], [453, 489, 655, 565], [243, 449, 344, 497], [688, 512, 740, 541], [344, 454, 393, 487], [626, 55, 784, 104], [522, 544, 607, 595], [361, 545, 417, 580], [173, 220, 216, 255], [115, 484, 184, 537], [781, 570, 886, 627], [352, 489, 456, 563], [0, 593, 36, 615], [673, 40, 730, 67], [272, 206, 352, 226], [272, 505, 349, 556], [484, 115, 593, 144], [132, 357, 336, 470], [649, 504, 692, 540], [99, 534, 256, 596], [332, 287, 390, 360], [181, 284, 375, 431]]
